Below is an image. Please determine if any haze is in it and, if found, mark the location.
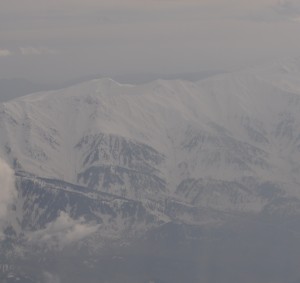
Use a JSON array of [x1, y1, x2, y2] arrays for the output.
[[1, 0, 300, 83]]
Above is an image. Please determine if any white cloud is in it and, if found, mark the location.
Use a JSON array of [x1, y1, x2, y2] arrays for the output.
[[0, 158, 17, 238], [27, 211, 99, 249], [43, 272, 61, 283], [19, 47, 57, 56], [0, 49, 12, 57]]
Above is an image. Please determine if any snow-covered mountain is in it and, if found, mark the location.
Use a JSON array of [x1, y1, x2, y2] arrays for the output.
[[2, 59, 300, 282]]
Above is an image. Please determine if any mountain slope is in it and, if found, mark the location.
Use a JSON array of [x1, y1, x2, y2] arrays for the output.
[[2, 59, 300, 282], [1, 66, 300, 198]]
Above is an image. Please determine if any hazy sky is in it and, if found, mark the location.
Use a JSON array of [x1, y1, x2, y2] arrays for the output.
[[1, 0, 300, 83]]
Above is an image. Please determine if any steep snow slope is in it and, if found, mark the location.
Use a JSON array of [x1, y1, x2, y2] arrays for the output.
[[1, 60, 300, 223], [2, 60, 300, 283]]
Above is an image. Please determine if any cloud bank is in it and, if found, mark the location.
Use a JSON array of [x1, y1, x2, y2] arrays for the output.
[[0, 49, 12, 57], [274, 0, 300, 17], [27, 211, 100, 249], [245, 0, 300, 22], [43, 272, 61, 283], [19, 47, 57, 56], [1, 0, 300, 83], [0, 158, 16, 238], [0, 47, 57, 58]]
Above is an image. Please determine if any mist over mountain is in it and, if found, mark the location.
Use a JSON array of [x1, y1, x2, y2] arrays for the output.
[[0, 71, 223, 103], [1, 59, 300, 282]]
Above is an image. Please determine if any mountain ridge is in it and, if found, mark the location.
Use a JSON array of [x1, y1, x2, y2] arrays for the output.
[[2, 60, 300, 282]]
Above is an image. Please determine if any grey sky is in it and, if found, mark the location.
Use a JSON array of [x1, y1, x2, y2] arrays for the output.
[[0, 0, 300, 83]]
